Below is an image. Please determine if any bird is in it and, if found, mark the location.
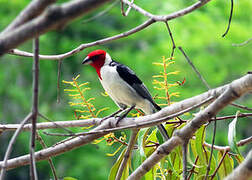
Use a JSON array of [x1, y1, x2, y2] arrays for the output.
[[82, 49, 169, 141]]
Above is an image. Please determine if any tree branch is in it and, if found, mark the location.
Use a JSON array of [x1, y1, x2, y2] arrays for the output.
[[6, 0, 213, 59], [224, 150, 252, 180], [204, 117, 217, 180], [115, 129, 138, 180], [232, 37, 252, 47], [29, 37, 39, 180], [0, 113, 32, 180], [0, 0, 110, 56], [0, 0, 56, 36], [36, 132, 58, 180], [203, 136, 252, 152], [43, 96, 214, 137], [127, 74, 252, 180], [0, 118, 102, 132], [0, 74, 250, 171], [1, 113, 251, 133]]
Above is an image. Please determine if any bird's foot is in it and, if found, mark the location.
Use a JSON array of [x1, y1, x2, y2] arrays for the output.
[[115, 105, 135, 126], [100, 108, 124, 124]]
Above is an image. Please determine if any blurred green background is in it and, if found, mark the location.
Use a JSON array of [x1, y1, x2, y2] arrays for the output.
[[0, 0, 251, 179]]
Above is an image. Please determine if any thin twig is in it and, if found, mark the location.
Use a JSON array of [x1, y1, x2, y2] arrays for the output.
[[178, 46, 211, 90], [165, 21, 176, 57], [210, 151, 228, 179], [203, 136, 252, 152], [178, 47, 251, 112], [230, 103, 252, 111], [187, 156, 199, 180], [121, 0, 134, 16], [57, 59, 62, 103], [36, 132, 58, 180], [182, 139, 189, 180], [222, 0, 234, 37], [38, 113, 75, 134], [115, 129, 139, 180], [124, 0, 134, 16], [0, 113, 32, 180], [232, 37, 252, 47], [30, 37, 39, 180], [121, 0, 125, 16], [82, 0, 119, 23], [204, 117, 217, 180]]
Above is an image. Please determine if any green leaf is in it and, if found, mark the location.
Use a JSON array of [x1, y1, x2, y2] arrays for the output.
[[138, 128, 149, 158], [217, 151, 234, 179], [228, 111, 240, 154], [64, 177, 78, 180], [234, 153, 244, 164], [144, 164, 156, 180], [108, 148, 127, 180], [121, 157, 130, 180], [156, 130, 164, 144], [167, 151, 181, 179], [204, 147, 217, 179], [195, 125, 207, 165], [144, 128, 157, 158]]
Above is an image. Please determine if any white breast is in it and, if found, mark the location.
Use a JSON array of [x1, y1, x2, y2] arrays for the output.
[[99, 65, 153, 113]]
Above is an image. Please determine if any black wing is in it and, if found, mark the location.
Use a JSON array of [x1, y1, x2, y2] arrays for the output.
[[113, 60, 161, 111]]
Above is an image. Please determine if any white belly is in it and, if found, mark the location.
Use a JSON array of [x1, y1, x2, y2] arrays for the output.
[[100, 65, 152, 112]]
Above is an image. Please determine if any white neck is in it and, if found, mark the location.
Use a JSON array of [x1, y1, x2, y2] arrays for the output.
[[104, 53, 113, 65]]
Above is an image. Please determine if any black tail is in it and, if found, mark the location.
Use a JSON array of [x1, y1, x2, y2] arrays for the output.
[[157, 124, 169, 141], [153, 102, 169, 141], [153, 102, 162, 111]]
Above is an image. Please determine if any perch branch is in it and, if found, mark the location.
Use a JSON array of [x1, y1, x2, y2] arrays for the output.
[[1, 113, 251, 132], [0, 74, 250, 171]]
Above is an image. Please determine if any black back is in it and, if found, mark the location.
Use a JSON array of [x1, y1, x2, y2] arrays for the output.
[[112, 60, 161, 111]]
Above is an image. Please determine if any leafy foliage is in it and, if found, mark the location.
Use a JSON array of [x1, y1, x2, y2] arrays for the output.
[[0, 0, 251, 179], [63, 74, 108, 119], [63, 56, 246, 179]]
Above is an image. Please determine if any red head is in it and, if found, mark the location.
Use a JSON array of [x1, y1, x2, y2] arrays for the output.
[[82, 50, 108, 79]]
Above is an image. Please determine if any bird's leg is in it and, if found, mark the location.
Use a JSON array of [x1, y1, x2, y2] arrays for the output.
[[100, 108, 125, 123], [115, 105, 135, 126]]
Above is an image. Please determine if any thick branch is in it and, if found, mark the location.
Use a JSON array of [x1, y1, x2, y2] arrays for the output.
[[127, 74, 252, 179], [7, 0, 213, 59], [0, 0, 110, 56], [0, 0, 56, 36], [224, 150, 252, 180], [1, 113, 252, 132], [0, 119, 101, 132]]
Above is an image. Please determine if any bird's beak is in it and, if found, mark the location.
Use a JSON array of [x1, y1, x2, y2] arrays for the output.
[[82, 56, 92, 65]]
